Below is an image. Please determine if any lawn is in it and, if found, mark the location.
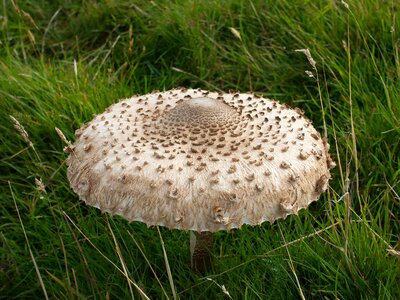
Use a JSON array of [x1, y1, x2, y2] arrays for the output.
[[0, 0, 399, 299]]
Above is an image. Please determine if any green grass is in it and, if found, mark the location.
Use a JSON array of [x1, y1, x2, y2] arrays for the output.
[[1, 0, 399, 299]]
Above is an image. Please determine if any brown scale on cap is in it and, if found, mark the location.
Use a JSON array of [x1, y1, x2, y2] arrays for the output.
[[67, 88, 335, 232]]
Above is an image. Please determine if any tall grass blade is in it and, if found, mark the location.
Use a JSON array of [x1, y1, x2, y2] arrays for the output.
[[62, 211, 150, 300], [157, 227, 177, 300], [9, 181, 49, 300]]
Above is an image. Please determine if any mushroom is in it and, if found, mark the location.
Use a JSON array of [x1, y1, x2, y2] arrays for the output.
[[66, 88, 335, 273]]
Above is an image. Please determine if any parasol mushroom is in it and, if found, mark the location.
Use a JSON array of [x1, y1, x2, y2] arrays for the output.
[[66, 88, 335, 273]]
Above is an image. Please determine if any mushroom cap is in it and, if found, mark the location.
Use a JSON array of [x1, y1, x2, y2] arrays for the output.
[[67, 88, 335, 232]]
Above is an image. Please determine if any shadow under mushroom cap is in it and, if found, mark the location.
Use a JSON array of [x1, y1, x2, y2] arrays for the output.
[[67, 88, 335, 232]]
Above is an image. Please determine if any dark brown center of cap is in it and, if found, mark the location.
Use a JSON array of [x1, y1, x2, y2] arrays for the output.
[[152, 97, 249, 148], [160, 97, 239, 128]]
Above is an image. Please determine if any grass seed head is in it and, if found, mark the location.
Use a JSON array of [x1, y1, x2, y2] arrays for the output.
[[10, 115, 33, 147], [295, 48, 317, 69], [35, 177, 46, 194]]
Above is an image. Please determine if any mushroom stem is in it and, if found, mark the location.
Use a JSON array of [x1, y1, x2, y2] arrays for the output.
[[190, 231, 214, 273]]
